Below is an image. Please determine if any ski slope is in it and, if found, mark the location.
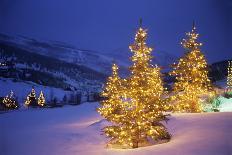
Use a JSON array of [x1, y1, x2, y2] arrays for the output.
[[1, 102, 232, 155]]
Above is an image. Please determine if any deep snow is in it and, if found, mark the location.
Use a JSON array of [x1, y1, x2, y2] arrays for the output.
[[1, 102, 232, 155]]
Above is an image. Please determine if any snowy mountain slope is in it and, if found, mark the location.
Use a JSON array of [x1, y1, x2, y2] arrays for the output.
[[0, 102, 232, 155], [0, 33, 129, 75], [0, 32, 229, 95], [107, 47, 178, 71], [0, 32, 179, 95], [0, 42, 106, 92], [0, 32, 230, 76], [0, 33, 179, 74]]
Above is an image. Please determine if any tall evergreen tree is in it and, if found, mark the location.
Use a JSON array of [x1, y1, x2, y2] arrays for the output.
[[170, 23, 212, 112], [98, 23, 170, 148], [98, 63, 124, 119]]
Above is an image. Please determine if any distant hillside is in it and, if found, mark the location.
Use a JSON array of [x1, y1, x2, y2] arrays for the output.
[[0, 33, 180, 74], [0, 42, 106, 92], [209, 59, 231, 82], [0, 33, 129, 75], [0, 32, 230, 93], [163, 60, 231, 85]]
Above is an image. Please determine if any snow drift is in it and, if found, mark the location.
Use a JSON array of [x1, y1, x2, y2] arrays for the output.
[[0, 102, 232, 155]]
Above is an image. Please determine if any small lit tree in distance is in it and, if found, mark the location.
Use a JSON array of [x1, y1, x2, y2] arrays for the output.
[[170, 22, 212, 112], [25, 87, 37, 107], [38, 91, 46, 107], [3, 90, 18, 109], [227, 61, 232, 92]]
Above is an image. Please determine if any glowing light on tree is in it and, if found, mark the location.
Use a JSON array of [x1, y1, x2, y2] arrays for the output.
[[38, 91, 46, 107], [170, 22, 212, 113], [25, 87, 37, 107], [3, 90, 18, 109], [98, 21, 170, 148], [227, 61, 232, 92]]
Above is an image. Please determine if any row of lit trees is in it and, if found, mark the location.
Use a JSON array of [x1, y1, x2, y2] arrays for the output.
[[98, 22, 212, 148], [25, 88, 46, 107], [1, 88, 46, 110], [227, 61, 232, 92], [1, 90, 18, 109]]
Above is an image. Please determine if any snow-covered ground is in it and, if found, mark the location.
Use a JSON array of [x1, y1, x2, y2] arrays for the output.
[[218, 96, 232, 112], [1, 102, 232, 155], [0, 77, 71, 103]]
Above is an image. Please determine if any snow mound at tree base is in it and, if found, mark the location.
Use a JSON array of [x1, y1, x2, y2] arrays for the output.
[[218, 96, 232, 112], [1, 102, 232, 155], [107, 139, 170, 149], [88, 118, 171, 149]]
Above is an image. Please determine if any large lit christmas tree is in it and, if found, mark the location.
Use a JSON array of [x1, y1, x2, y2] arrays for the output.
[[99, 22, 170, 148], [170, 23, 212, 112], [25, 87, 37, 107], [126, 25, 171, 147], [38, 91, 46, 107], [2, 90, 18, 109]]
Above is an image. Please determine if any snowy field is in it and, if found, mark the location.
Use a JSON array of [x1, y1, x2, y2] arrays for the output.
[[0, 78, 70, 103], [1, 102, 232, 155]]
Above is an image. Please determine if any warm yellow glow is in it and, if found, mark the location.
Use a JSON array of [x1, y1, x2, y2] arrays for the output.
[[2, 90, 17, 109], [181, 26, 202, 50], [25, 88, 36, 106], [98, 26, 170, 148], [38, 91, 46, 107], [227, 61, 232, 92], [170, 24, 212, 113]]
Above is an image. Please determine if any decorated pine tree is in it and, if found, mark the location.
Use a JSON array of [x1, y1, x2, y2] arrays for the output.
[[227, 61, 232, 92], [98, 63, 123, 116], [38, 91, 46, 107], [25, 87, 37, 107], [3, 90, 18, 109], [170, 23, 212, 112], [98, 63, 127, 145], [98, 22, 170, 148], [126, 25, 170, 147]]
